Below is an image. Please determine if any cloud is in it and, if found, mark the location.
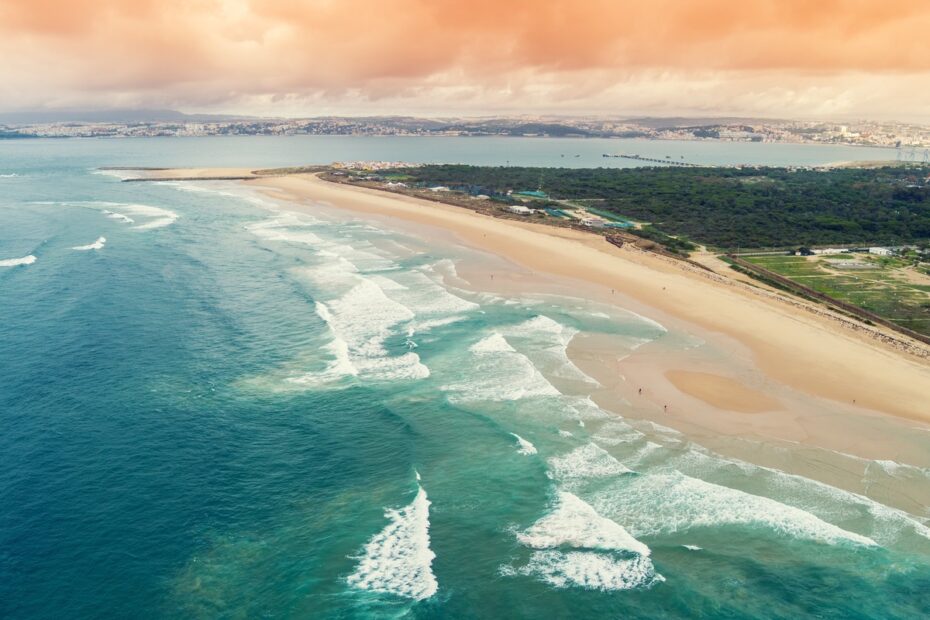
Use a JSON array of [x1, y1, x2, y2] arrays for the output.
[[1, 0, 929, 118]]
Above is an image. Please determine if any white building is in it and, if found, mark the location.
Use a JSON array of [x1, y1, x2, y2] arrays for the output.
[[869, 247, 893, 256]]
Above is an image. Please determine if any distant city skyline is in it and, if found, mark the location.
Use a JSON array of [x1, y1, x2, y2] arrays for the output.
[[2, 0, 929, 122]]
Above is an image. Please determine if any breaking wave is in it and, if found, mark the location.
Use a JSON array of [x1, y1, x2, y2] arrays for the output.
[[503, 315, 599, 386], [511, 433, 538, 456], [72, 236, 106, 251], [0, 254, 36, 267], [507, 491, 661, 591], [103, 210, 134, 224], [347, 480, 438, 601], [590, 471, 877, 547], [548, 443, 634, 482], [444, 332, 560, 402], [121, 204, 178, 230], [288, 280, 429, 385]]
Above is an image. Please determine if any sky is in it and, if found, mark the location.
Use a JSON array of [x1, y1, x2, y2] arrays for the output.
[[2, 0, 930, 122]]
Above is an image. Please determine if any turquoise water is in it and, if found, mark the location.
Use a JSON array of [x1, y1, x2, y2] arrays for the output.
[[1, 139, 929, 619]]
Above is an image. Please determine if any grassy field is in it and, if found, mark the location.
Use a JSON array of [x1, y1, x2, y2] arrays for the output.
[[742, 254, 930, 337]]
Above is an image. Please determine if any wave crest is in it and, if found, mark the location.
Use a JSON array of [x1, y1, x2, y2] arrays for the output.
[[347, 482, 438, 601]]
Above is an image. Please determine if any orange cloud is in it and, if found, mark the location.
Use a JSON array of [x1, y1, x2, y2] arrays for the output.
[[1, 0, 929, 118]]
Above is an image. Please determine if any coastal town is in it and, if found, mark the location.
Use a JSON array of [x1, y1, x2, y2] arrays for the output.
[[3, 114, 930, 152]]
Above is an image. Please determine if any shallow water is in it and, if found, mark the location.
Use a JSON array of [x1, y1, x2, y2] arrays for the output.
[[1, 140, 929, 619]]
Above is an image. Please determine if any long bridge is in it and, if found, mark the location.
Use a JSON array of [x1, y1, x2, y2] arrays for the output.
[[602, 153, 703, 167]]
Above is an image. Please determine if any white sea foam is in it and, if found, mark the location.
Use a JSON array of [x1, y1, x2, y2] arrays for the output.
[[254, 218, 482, 386], [0, 173, 18, 178], [248, 214, 326, 245], [683, 544, 702, 551], [548, 443, 633, 482], [869, 458, 930, 480], [327, 280, 415, 357], [374, 271, 478, 329], [297, 258, 360, 292], [663, 446, 930, 545], [120, 204, 179, 230], [470, 333, 515, 354], [590, 420, 648, 447], [562, 396, 612, 422], [0, 254, 36, 267], [252, 214, 400, 277], [72, 236, 106, 251], [591, 471, 877, 547], [284, 303, 359, 387], [91, 169, 135, 180], [430, 258, 460, 280], [515, 550, 661, 591], [292, 280, 429, 384], [511, 433, 538, 456], [347, 483, 438, 601], [444, 332, 559, 402], [72, 202, 174, 229], [412, 315, 468, 333], [519, 491, 650, 556], [616, 307, 668, 334], [103, 210, 134, 224], [503, 315, 599, 386], [508, 492, 660, 591], [159, 181, 242, 200], [370, 270, 477, 339]]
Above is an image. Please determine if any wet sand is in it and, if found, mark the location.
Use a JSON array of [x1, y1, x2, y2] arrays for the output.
[[665, 370, 782, 413]]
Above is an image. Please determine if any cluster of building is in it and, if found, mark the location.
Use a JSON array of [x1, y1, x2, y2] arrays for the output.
[[331, 160, 421, 171], [3, 116, 929, 149], [795, 246, 899, 257], [643, 121, 930, 150]]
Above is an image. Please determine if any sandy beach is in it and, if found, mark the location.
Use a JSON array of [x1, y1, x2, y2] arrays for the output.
[[133, 168, 930, 457], [250, 173, 929, 413]]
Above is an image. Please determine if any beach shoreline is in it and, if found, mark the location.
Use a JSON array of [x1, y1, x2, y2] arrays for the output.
[[130, 167, 930, 434], [257, 173, 930, 413]]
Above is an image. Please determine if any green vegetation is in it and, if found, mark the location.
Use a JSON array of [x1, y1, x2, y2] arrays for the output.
[[389, 164, 930, 250], [627, 226, 697, 254], [369, 164, 930, 335], [743, 254, 930, 337]]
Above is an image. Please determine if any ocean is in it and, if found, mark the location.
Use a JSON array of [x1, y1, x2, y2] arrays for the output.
[[1, 137, 929, 619]]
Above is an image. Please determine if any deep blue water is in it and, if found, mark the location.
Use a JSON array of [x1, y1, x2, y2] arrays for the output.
[[1, 138, 929, 619]]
